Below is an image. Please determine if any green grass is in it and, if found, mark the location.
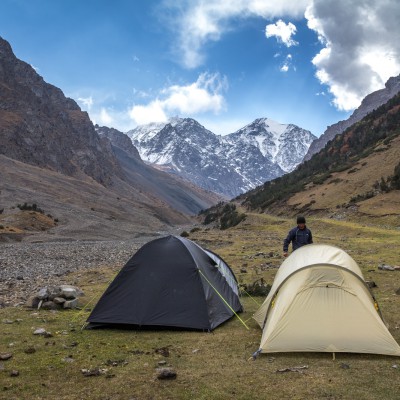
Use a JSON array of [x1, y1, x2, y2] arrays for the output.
[[1, 213, 400, 399]]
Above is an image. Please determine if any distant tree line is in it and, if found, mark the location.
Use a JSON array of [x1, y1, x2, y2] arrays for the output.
[[199, 202, 246, 230]]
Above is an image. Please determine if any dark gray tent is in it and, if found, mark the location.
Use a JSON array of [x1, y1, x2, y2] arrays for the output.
[[87, 235, 242, 331]]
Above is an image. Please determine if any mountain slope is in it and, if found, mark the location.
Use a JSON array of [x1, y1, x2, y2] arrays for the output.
[[0, 37, 120, 185], [235, 93, 400, 224], [0, 154, 190, 242], [304, 74, 400, 161], [0, 36, 219, 240], [96, 125, 223, 214], [128, 117, 315, 198]]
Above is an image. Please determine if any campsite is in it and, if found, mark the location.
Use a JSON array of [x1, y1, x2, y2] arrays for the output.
[[1, 212, 400, 400]]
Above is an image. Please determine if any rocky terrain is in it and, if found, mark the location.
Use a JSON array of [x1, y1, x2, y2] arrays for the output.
[[0, 235, 176, 308], [0, 37, 120, 185], [304, 74, 400, 161]]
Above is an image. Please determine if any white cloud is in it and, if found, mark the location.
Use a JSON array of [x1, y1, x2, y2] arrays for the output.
[[163, 0, 309, 68], [280, 64, 289, 72], [279, 54, 294, 72], [129, 72, 227, 125], [129, 100, 168, 125], [164, 0, 400, 113], [99, 108, 113, 125], [77, 96, 93, 110], [305, 0, 400, 111], [266, 20, 298, 47]]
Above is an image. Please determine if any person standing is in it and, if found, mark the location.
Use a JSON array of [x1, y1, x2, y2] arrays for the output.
[[283, 216, 313, 257]]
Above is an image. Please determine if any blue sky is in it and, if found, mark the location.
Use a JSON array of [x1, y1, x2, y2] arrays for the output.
[[1, 0, 399, 136]]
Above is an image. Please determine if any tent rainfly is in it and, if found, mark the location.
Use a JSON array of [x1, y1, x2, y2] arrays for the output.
[[87, 235, 242, 331], [253, 244, 400, 356]]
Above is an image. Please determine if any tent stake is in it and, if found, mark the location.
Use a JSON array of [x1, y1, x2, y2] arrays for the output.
[[332, 352, 335, 361]]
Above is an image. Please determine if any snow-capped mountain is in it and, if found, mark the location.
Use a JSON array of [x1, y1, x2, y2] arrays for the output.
[[223, 118, 316, 173], [127, 117, 316, 198]]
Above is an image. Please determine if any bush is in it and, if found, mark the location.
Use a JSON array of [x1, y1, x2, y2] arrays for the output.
[[17, 203, 44, 214], [180, 231, 189, 237]]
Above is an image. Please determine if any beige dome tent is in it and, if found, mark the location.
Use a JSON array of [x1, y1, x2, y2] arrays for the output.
[[253, 244, 400, 356]]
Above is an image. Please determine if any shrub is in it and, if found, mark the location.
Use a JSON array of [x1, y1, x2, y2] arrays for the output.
[[17, 203, 44, 214], [180, 231, 189, 237]]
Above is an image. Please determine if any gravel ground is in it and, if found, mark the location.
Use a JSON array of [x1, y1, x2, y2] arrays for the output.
[[0, 238, 154, 308]]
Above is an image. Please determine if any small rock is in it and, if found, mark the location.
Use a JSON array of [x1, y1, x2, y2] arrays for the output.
[[240, 268, 247, 273], [378, 264, 395, 271], [192, 349, 200, 354], [25, 296, 40, 308], [41, 301, 58, 310], [105, 359, 128, 367], [2, 319, 14, 324], [276, 365, 308, 373], [10, 370, 19, 377], [81, 368, 101, 377], [156, 367, 177, 380], [62, 357, 74, 363], [81, 368, 107, 377], [366, 281, 377, 288], [0, 353, 13, 361], [158, 360, 167, 366], [59, 287, 77, 299], [154, 347, 170, 357], [24, 347, 36, 354], [37, 287, 50, 300], [33, 328, 47, 335], [392, 364, 398, 369], [63, 299, 78, 309], [340, 363, 350, 369]]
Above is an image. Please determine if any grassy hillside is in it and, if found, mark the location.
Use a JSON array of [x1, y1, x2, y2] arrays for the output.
[[1, 213, 400, 399], [234, 93, 400, 224]]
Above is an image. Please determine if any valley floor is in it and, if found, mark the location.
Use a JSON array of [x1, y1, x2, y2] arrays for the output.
[[1, 213, 400, 399]]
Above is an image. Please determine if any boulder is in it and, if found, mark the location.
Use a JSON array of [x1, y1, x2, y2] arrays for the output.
[[63, 299, 78, 309], [37, 287, 50, 300], [41, 301, 58, 310]]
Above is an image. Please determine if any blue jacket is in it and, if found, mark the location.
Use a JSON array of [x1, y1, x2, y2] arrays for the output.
[[283, 226, 313, 252]]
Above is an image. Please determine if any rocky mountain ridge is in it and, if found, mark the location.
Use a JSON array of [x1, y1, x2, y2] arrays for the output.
[[128, 117, 316, 198], [0, 36, 219, 240], [0, 37, 120, 185], [304, 74, 400, 160]]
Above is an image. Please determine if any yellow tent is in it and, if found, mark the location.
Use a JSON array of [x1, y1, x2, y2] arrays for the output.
[[253, 244, 400, 356]]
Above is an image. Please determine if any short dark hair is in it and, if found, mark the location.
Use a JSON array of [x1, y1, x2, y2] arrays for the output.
[[297, 215, 306, 224]]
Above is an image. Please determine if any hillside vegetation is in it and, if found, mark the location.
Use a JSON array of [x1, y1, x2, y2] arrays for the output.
[[232, 93, 400, 224]]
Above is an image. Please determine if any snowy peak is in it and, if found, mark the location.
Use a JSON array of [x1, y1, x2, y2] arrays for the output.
[[126, 117, 315, 198], [225, 118, 316, 172]]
